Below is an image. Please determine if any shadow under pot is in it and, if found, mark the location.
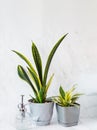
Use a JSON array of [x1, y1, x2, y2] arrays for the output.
[[29, 101, 54, 126], [56, 103, 80, 127]]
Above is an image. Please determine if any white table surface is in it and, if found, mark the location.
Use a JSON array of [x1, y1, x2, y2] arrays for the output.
[[0, 117, 97, 130], [1, 97, 97, 130]]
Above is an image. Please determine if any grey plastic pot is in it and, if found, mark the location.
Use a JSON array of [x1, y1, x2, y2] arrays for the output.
[[56, 103, 80, 127], [29, 101, 54, 126]]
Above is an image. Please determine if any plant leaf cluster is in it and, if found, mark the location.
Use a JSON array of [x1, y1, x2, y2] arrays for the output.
[[13, 34, 68, 103], [52, 85, 82, 107]]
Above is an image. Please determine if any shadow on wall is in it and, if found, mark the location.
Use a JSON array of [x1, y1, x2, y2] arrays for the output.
[[77, 73, 97, 118], [79, 95, 97, 118]]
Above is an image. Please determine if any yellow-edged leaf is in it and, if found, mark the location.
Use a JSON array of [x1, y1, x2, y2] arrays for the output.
[[12, 50, 37, 75], [32, 43, 43, 84], [45, 74, 54, 93], [27, 67, 42, 91]]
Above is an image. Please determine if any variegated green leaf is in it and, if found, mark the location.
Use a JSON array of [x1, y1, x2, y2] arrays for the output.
[[66, 91, 72, 101], [52, 98, 61, 104], [72, 93, 83, 97], [59, 86, 65, 99], [68, 85, 76, 94], [17, 65, 37, 97], [43, 33, 68, 86], [32, 43, 43, 84], [45, 74, 54, 93], [71, 97, 79, 103], [38, 88, 46, 103], [27, 67, 42, 91], [29, 95, 38, 103], [12, 50, 37, 75]]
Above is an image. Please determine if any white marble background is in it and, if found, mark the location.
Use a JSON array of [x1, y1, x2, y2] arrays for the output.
[[0, 0, 97, 129]]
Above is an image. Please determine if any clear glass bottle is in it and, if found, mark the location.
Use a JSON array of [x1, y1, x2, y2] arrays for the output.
[[15, 95, 32, 130]]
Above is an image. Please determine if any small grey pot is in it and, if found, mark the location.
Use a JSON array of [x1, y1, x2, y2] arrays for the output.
[[56, 103, 80, 127], [29, 101, 54, 126]]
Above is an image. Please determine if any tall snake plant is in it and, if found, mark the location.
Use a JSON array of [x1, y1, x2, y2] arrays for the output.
[[13, 34, 68, 103]]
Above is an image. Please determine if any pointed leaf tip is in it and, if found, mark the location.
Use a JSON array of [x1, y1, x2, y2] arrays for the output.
[[59, 86, 65, 99], [43, 33, 68, 85], [32, 42, 43, 84]]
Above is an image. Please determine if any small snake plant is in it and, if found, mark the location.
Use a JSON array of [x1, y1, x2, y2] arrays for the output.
[[13, 34, 68, 103], [52, 85, 82, 107]]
